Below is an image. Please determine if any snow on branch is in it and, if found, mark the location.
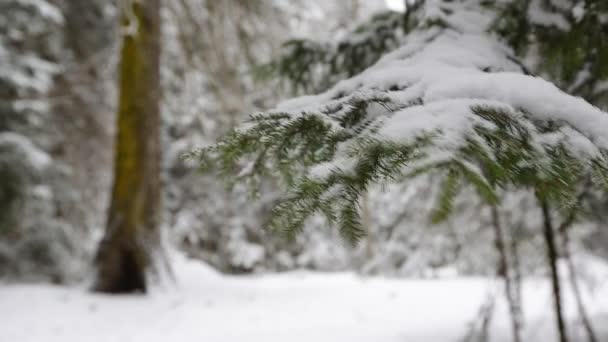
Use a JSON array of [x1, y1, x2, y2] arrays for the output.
[[192, 0, 608, 242]]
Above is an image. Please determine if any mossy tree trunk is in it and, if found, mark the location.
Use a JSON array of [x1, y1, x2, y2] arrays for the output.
[[94, 0, 162, 294]]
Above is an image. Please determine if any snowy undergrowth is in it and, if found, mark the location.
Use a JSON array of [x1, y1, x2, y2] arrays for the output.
[[2, 254, 608, 342]]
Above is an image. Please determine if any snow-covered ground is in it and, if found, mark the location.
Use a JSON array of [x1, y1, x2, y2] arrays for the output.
[[2, 255, 608, 342]]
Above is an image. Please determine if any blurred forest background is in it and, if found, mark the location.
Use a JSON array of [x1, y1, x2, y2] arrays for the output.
[[0, 0, 397, 283], [2, 1, 608, 341], [3, 0, 608, 282]]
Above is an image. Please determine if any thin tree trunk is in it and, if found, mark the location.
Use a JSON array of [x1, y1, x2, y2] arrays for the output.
[[491, 206, 523, 342], [509, 222, 524, 324], [94, 0, 162, 294], [561, 230, 598, 342], [461, 293, 496, 342], [477, 299, 494, 342], [361, 191, 374, 262], [539, 198, 569, 342], [554, 178, 598, 342]]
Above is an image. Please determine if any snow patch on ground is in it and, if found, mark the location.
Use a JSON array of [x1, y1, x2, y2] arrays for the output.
[[1, 254, 608, 342]]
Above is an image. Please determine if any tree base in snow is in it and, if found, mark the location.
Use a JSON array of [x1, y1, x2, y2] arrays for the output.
[[93, 239, 147, 294]]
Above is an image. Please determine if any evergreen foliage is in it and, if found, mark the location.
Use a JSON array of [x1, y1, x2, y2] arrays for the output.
[[195, 0, 608, 247], [0, 139, 29, 233], [257, 9, 417, 94], [0, 0, 116, 282], [494, 0, 608, 106], [194, 100, 608, 243]]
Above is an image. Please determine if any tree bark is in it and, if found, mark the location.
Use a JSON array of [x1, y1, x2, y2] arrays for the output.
[[94, 0, 162, 294], [555, 180, 598, 342], [491, 206, 523, 342], [539, 198, 569, 342], [509, 225, 524, 321], [561, 229, 598, 342]]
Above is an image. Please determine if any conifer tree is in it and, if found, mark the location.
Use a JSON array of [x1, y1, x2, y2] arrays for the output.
[[0, 0, 112, 282], [194, 1, 608, 340], [495, 0, 608, 107]]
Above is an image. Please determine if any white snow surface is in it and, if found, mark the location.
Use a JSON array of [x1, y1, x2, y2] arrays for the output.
[[2, 254, 608, 342]]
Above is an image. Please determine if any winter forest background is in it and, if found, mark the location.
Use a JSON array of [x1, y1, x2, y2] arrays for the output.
[[2, 0, 608, 341]]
